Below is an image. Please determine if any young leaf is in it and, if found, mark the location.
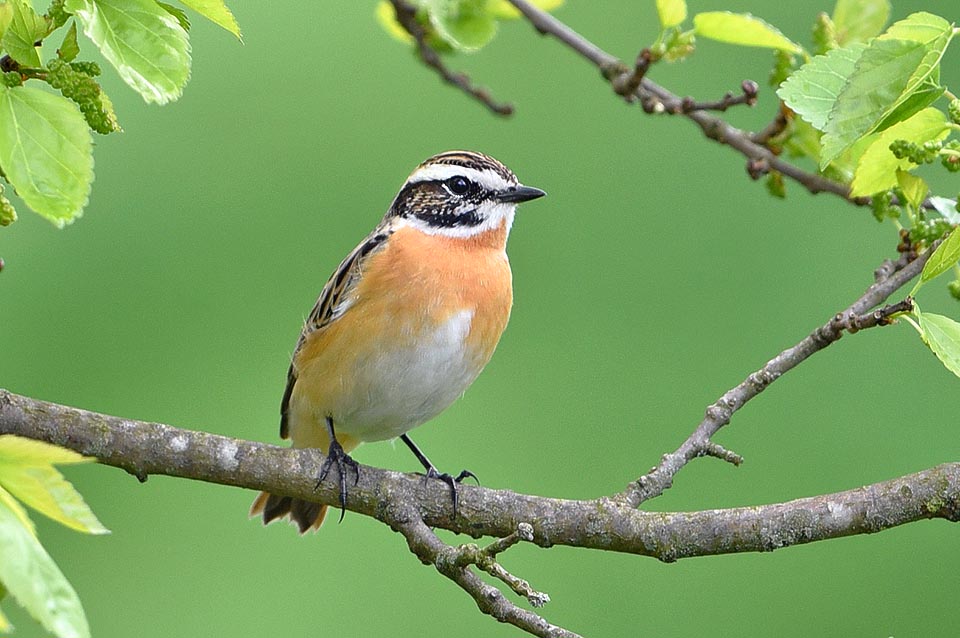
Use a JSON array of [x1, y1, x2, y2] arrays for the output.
[[0, 499, 91, 638], [832, 0, 890, 45], [177, 0, 241, 40], [0, 3, 13, 45], [0, 436, 108, 535], [895, 170, 927, 211], [157, 2, 191, 32], [777, 42, 866, 130], [918, 312, 960, 379], [693, 12, 802, 53], [849, 107, 947, 197], [2, 0, 49, 68], [65, 0, 191, 105], [58, 20, 80, 61], [375, 1, 413, 44], [488, 0, 563, 20], [929, 196, 960, 224], [0, 85, 93, 227], [820, 12, 953, 168], [425, 0, 497, 52], [919, 229, 960, 286], [656, 0, 686, 29]]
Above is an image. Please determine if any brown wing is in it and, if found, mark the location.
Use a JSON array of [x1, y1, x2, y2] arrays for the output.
[[279, 226, 393, 438]]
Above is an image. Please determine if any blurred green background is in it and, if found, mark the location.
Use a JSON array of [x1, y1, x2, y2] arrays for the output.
[[2, 1, 959, 636]]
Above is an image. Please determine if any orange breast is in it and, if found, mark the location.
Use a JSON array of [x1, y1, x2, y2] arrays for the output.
[[287, 221, 514, 445]]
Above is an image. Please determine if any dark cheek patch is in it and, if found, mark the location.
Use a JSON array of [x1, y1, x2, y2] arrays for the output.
[[389, 182, 485, 228]]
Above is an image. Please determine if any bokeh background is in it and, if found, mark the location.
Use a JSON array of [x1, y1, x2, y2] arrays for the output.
[[2, 1, 959, 636]]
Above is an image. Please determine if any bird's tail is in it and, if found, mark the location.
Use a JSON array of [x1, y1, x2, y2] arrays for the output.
[[250, 491, 328, 533]]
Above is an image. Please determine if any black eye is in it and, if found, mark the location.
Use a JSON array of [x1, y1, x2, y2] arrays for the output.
[[445, 176, 471, 196]]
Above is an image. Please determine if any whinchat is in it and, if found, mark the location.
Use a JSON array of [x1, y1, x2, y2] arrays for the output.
[[251, 150, 545, 532]]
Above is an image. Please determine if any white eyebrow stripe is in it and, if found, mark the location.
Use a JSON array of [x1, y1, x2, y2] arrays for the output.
[[406, 164, 514, 192]]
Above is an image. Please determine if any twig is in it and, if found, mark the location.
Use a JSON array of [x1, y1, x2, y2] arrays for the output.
[[668, 80, 760, 114], [616, 245, 935, 509], [388, 0, 513, 116]]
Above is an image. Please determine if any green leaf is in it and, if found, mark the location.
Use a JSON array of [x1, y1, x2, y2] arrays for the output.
[[832, 0, 890, 45], [65, 0, 191, 104], [849, 107, 947, 197], [2, 0, 49, 68], [425, 0, 497, 52], [929, 196, 960, 224], [896, 170, 927, 211], [656, 0, 686, 29], [777, 42, 866, 130], [693, 12, 802, 53], [0, 436, 108, 535], [157, 2, 191, 32], [0, 85, 93, 227], [488, 0, 563, 20], [58, 20, 81, 61], [871, 73, 943, 133], [919, 229, 960, 286], [0, 2, 14, 45], [0, 485, 35, 535], [374, 0, 413, 44], [177, 0, 240, 40], [820, 12, 954, 168], [0, 498, 91, 638], [918, 312, 960, 379]]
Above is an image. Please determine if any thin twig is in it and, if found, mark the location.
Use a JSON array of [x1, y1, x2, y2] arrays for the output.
[[669, 80, 760, 114], [389, 0, 513, 116]]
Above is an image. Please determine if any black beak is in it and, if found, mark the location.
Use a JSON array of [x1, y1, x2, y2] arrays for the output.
[[497, 185, 547, 203]]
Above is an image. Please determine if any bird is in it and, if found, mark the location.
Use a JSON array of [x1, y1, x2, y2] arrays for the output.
[[250, 150, 545, 532]]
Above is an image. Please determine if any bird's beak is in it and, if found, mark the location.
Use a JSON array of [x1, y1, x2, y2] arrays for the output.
[[496, 185, 547, 203]]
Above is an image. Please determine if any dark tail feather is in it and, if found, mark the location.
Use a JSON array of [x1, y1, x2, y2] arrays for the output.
[[250, 492, 328, 533]]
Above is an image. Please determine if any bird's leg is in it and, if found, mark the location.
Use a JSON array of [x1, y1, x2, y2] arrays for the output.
[[317, 416, 359, 523], [400, 434, 478, 517]]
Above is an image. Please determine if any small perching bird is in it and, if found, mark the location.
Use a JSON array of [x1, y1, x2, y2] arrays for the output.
[[251, 151, 546, 532]]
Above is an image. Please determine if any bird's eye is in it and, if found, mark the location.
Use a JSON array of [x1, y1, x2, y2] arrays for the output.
[[444, 176, 471, 196]]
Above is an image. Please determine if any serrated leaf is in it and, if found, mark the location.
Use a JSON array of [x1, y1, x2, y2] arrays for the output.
[[0, 485, 35, 536], [0, 437, 108, 535], [777, 43, 866, 131], [489, 0, 563, 19], [920, 229, 960, 285], [832, 0, 890, 45], [65, 0, 191, 104], [820, 12, 953, 168], [157, 2, 190, 32], [2, 0, 48, 68], [693, 12, 801, 53], [177, 0, 240, 40], [918, 312, 960, 379], [0, 499, 90, 638], [58, 21, 80, 61], [426, 0, 497, 52], [849, 107, 947, 197], [0, 85, 93, 227], [656, 0, 686, 29], [871, 74, 943, 133], [896, 170, 927, 211]]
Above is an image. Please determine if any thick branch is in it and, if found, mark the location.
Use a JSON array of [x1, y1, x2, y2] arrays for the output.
[[1, 389, 958, 561]]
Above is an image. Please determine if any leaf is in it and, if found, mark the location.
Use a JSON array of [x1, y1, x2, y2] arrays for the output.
[[920, 229, 960, 286], [777, 43, 866, 131], [375, 0, 413, 44], [65, 0, 191, 105], [918, 312, 960, 379], [177, 0, 241, 40], [693, 12, 802, 53], [157, 2, 191, 32], [0, 436, 108, 535], [58, 20, 81, 61], [895, 170, 927, 211], [832, 0, 890, 45], [929, 196, 960, 224], [0, 498, 91, 638], [871, 74, 943, 133], [849, 107, 947, 197], [0, 3, 13, 46], [489, 0, 563, 19], [656, 0, 686, 29], [425, 0, 497, 52], [820, 12, 954, 168], [0, 85, 93, 227], [0, 484, 35, 536], [2, 0, 49, 68]]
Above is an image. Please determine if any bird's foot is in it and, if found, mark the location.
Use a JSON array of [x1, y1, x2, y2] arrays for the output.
[[422, 467, 479, 517], [317, 439, 360, 523]]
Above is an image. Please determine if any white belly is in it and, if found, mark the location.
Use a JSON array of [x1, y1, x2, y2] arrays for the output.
[[336, 309, 481, 442]]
